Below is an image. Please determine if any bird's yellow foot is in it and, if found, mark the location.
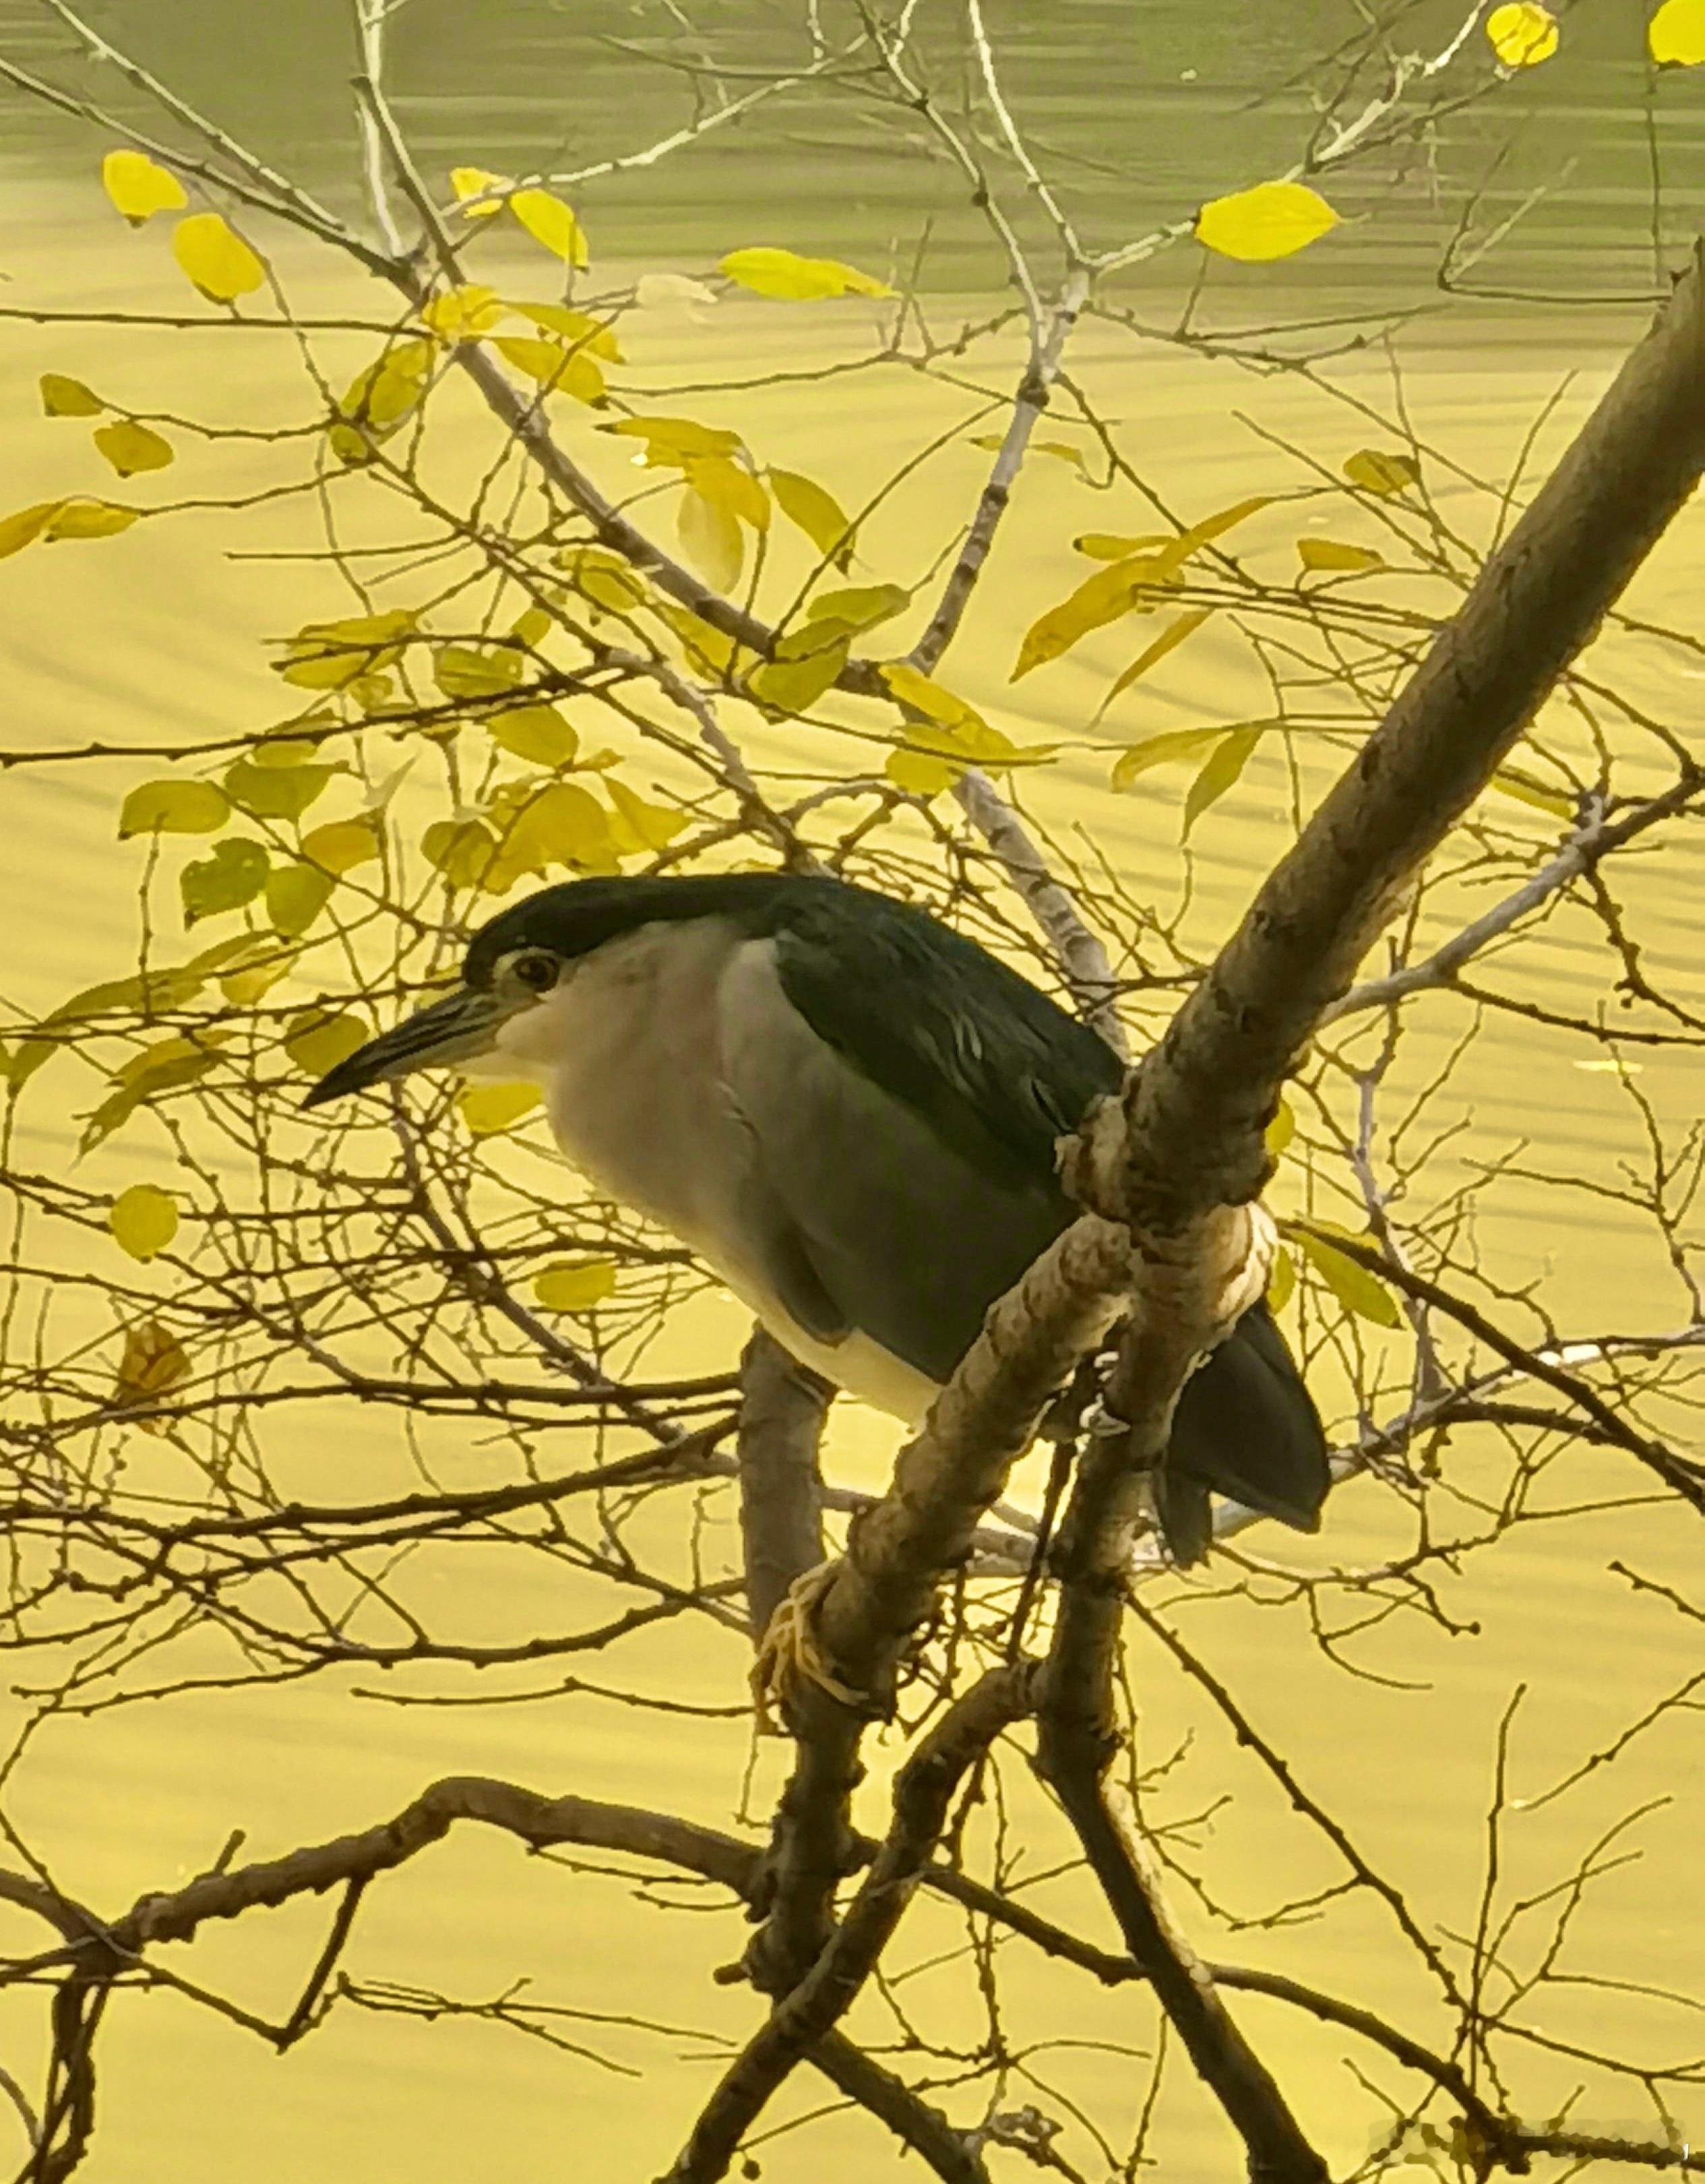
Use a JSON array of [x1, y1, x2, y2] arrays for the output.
[[749, 1560, 870, 1734]]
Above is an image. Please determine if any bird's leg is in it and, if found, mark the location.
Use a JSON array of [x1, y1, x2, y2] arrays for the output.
[[749, 1560, 875, 1734]]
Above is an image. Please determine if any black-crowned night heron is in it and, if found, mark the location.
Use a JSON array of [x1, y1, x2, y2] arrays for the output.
[[305, 873, 1328, 1561]]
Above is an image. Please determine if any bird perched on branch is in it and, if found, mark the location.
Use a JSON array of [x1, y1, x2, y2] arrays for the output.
[[305, 872, 1328, 1561]]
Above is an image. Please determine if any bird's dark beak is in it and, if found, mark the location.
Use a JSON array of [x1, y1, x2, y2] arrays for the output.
[[301, 984, 507, 1110]]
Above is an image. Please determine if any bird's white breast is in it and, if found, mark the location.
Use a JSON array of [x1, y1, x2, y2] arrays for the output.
[[484, 919, 939, 1424]]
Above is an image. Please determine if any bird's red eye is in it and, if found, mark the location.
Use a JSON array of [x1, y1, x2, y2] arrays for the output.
[[512, 950, 559, 993]]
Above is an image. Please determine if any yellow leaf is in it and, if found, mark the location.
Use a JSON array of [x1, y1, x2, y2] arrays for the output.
[[600, 415, 742, 465], [747, 640, 849, 716], [224, 759, 334, 821], [1074, 531, 1171, 560], [1297, 1230, 1402, 1327], [1110, 725, 1229, 793], [181, 838, 269, 924], [1182, 724, 1261, 837], [0, 502, 64, 559], [1297, 537, 1384, 575], [423, 817, 499, 890], [44, 499, 140, 541], [118, 779, 230, 838], [82, 1033, 231, 1152], [101, 149, 186, 223], [879, 661, 979, 730], [557, 545, 651, 615], [511, 606, 553, 648], [1267, 1249, 1297, 1316], [40, 373, 102, 417], [1265, 1099, 1295, 1159], [1013, 552, 1179, 680], [329, 340, 434, 462], [277, 609, 414, 690], [1650, 0, 1705, 63], [678, 485, 743, 590], [266, 861, 334, 936], [886, 748, 960, 797], [450, 166, 511, 218], [485, 704, 578, 768], [770, 468, 855, 567], [507, 303, 623, 359], [485, 781, 619, 882], [1101, 607, 1213, 710], [114, 1317, 190, 1425], [1195, 180, 1339, 264], [533, 1258, 619, 1312], [493, 336, 604, 404], [718, 246, 893, 300], [603, 777, 688, 855], [1342, 448, 1420, 496], [109, 1182, 179, 1262], [283, 1008, 369, 1078], [457, 1081, 542, 1136], [1491, 769, 1574, 820], [805, 582, 908, 636], [220, 940, 297, 1006], [421, 283, 505, 339], [435, 644, 524, 700], [301, 816, 383, 874], [509, 188, 589, 267], [171, 212, 267, 303], [1486, 2, 1559, 65], [92, 420, 174, 478], [685, 455, 770, 531]]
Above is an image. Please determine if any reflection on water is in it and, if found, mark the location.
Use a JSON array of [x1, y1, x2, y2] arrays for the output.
[[1, 6, 1702, 2179]]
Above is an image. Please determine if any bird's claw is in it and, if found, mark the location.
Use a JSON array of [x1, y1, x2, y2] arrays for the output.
[[749, 1560, 870, 1734]]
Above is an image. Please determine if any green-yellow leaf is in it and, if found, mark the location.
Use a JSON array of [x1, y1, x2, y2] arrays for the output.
[[457, 1081, 542, 1136], [1491, 769, 1574, 820], [266, 861, 334, 937], [510, 606, 553, 650], [885, 748, 960, 797], [483, 781, 619, 884], [492, 335, 604, 404], [1650, 0, 1705, 63], [1486, 2, 1559, 66], [1013, 552, 1180, 680], [1343, 448, 1420, 497], [435, 644, 524, 700], [1182, 723, 1261, 837], [604, 777, 688, 855], [114, 1317, 191, 1423], [224, 759, 334, 822], [600, 415, 743, 466], [1195, 180, 1339, 264], [40, 373, 103, 418], [1267, 1248, 1297, 1315], [119, 779, 230, 839], [82, 1032, 231, 1152], [44, 500, 140, 541], [277, 609, 414, 691], [218, 939, 298, 1006], [507, 303, 623, 360], [109, 1182, 179, 1262], [1101, 607, 1213, 711], [509, 188, 589, 267], [718, 246, 892, 300], [0, 502, 65, 559], [685, 454, 770, 532], [301, 816, 383, 875], [485, 704, 579, 768], [1297, 537, 1384, 575], [1297, 1230, 1403, 1327], [1265, 1099, 1295, 1159], [101, 150, 186, 224], [1110, 726, 1230, 793], [423, 817, 499, 890], [93, 420, 174, 478], [805, 582, 908, 637], [769, 468, 855, 568], [557, 545, 651, 616], [678, 485, 743, 590], [283, 1008, 369, 1078], [450, 167, 511, 218], [181, 838, 269, 924], [747, 640, 849, 716], [533, 1258, 619, 1312], [171, 212, 267, 303], [421, 283, 505, 338]]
